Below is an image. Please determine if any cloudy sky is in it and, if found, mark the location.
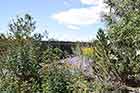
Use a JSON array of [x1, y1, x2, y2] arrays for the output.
[[0, 0, 106, 41]]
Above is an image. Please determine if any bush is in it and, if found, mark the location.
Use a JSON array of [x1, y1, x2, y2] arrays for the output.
[[0, 14, 44, 92]]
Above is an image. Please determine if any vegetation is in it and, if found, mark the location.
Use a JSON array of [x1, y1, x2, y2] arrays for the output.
[[0, 14, 44, 92], [0, 14, 92, 93], [1, 0, 140, 92], [92, 0, 140, 92]]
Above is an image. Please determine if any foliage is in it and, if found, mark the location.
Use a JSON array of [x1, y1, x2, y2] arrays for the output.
[[92, 29, 121, 91], [42, 62, 70, 93], [68, 71, 94, 92], [42, 46, 95, 93], [0, 14, 94, 93], [42, 48, 73, 93], [0, 14, 43, 92], [43, 47, 63, 64], [92, 0, 140, 91]]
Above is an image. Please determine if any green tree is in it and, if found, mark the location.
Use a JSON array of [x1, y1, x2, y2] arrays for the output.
[[92, 0, 140, 92]]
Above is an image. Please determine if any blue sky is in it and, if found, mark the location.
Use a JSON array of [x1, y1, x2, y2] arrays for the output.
[[0, 0, 106, 41]]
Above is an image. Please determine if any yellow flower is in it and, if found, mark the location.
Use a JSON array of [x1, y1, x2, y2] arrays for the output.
[[81, 47, 95, 57]]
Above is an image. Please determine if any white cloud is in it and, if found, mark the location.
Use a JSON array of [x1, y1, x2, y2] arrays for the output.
[[80, 0, 99, 5], [51, 6, 101, 25], [67, 25, 80, 30], [80, 0, 109, 13], [51, 0, 107, 29]]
